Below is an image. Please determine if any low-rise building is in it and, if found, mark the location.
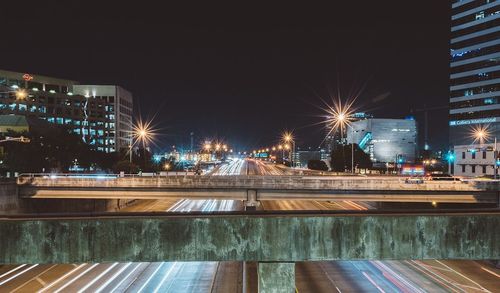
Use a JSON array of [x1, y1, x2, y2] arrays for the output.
[[0, 69, 133, 152], [453, 143, 499, 177]]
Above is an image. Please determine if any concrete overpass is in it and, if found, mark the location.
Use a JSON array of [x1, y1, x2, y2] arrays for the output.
[[0, 210, 498, 292], [17, 175, 500, 205]]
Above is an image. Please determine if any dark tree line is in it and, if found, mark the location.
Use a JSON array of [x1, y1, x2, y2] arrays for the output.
[[0, 123, 117, 173], [330, 143, 372, 172]]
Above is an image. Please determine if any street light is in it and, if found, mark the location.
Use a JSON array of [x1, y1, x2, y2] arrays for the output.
[[282, 131, 295, 167], [129, 119, 156, 163], [472, 125, 497, 179], [204, 143, 211, 151], [0, 88, 28, 100], [15, 89, 27, 100]]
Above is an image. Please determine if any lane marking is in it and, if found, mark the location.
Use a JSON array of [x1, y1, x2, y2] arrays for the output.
[[10, 264, 57, 293], [38, 264, 86, 293], [481, 267, 500, 278], [435, 260, 491, 292]]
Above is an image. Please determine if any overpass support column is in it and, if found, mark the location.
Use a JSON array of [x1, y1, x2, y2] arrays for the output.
[[245, 189, 261, 211], [258, 262, 295, 293]]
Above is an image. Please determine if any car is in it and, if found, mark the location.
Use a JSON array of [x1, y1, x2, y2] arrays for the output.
[[425, 173, 460, 181], [405, 177, 424, 184]]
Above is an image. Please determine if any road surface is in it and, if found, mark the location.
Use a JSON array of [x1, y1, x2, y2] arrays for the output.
[[1, 159, 498, 292]]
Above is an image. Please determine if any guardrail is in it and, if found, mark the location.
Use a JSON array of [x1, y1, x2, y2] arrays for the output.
[[18, 172, 196, 179]]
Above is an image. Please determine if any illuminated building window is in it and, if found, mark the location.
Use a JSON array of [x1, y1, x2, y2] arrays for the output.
[[56, 118, 64, 124]]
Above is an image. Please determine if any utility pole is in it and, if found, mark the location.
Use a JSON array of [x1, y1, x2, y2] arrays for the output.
[[411, 105, 448, 151], [190, 132, 194, 153]]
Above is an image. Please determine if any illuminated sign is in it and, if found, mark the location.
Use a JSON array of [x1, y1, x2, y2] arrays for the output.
[[449, 117, 497, 126], [401, 164, 424, 175], [22, 74, 34, 81]]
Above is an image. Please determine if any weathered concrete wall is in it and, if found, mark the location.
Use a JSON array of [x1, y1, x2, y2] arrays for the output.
[[0, 180, 18, 213], [0, 213, 498, 264], [258, 262, 295, 293]]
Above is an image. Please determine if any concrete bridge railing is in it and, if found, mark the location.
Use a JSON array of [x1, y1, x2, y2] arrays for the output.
[[16, 175, 500, 204], [17, 174, 497, 191]]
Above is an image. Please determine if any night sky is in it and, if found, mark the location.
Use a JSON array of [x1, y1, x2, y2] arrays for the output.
[[1, 2, 450, 152]]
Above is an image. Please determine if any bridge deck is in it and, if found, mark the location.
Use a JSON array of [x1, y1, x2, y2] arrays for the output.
[[17, 175, 500, 203]]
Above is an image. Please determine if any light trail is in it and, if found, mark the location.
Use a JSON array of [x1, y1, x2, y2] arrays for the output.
[[107, 263, 143, 293], [37, 264, 86, 293], [0, 265, 27, 280], [94, 262, 133, 293], [0, 264, 39, 286], [53, 264, 99, 293], [77, 263, 119, 293]]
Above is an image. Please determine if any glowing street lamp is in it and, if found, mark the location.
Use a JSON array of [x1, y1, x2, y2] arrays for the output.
[[281, 131, 296, 167], [471, 125, 497, 179], [129, 119, 156, 163], [15, 89, 27, 100], [0, 88, 28, 100]]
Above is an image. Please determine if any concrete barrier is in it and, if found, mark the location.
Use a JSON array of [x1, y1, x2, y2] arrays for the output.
[[0, 212, 498, 264]]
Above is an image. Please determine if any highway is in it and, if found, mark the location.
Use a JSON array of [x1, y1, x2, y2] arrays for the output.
[[0, 160, 246, 293], [253, 167, 500, 293], [1, 159, 498, 292]]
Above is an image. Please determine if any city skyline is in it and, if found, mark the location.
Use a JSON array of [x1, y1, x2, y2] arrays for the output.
[[0, 2, 451, 150]]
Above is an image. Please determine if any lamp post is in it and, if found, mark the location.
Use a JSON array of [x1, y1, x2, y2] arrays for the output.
[[335, 113, 355, 173], [282, 132, 295, 167], [0, 88, 28, 100], [130, 120, 155, 165], [473, 127, 498, 179]]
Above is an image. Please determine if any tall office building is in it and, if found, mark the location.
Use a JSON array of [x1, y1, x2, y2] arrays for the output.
[[449, 1, 500, 146], [0, 69, 133, 152]]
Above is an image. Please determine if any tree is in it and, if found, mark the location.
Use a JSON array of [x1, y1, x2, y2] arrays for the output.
[[0, 120, 119, 173], [113, 160, 139, 173], [330, 143, 372, 172], [307, 160, 328, 171]]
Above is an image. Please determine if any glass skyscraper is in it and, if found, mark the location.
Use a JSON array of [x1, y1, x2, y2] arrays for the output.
[[449, 0, 500, 145]]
